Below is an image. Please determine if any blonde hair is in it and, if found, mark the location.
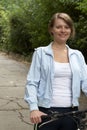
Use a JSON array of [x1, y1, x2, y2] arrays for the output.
[[48, 13, 75, 39]]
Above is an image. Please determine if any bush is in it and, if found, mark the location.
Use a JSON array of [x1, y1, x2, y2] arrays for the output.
[[0, 5, 10, 51], [9, 9, 32, 54], [0, 0, 87, 63]]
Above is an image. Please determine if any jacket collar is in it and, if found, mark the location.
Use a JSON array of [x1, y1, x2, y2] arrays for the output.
[[44, 42, 53, 56], [66, 45, 76, 56], [44, 42, 76, 56]]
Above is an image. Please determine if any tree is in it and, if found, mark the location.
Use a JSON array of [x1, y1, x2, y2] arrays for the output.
[[0, 0, 87, 63], [25, 0, 82, 48], [75, 0, 87, 62]]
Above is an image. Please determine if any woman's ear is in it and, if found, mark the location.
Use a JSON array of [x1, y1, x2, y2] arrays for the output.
[[51, 32, 53, 36], [49, 28, 54, 36]]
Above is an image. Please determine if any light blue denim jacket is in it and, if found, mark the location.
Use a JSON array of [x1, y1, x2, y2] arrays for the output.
[[24, 43, 87, 111]]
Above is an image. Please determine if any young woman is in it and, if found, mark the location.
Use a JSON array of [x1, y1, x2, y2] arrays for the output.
[[24, 13, 87, 130]]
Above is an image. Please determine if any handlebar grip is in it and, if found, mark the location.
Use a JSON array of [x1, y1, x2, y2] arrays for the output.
[[41, 115, 50, 120]]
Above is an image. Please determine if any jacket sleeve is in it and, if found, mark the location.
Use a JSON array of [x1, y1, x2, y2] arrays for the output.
[[80, 52, 87, 96], [24, 49, 41, 111]]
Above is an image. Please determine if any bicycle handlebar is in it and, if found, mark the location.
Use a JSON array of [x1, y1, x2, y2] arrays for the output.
[[41, 109, 87, 119], [40, 109, 87, 130]]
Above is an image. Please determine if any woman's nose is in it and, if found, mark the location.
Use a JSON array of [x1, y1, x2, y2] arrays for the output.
[[61, 27, 66, 32]]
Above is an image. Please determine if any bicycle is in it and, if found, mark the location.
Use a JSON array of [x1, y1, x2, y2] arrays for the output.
[[34, 109, 87, 130]]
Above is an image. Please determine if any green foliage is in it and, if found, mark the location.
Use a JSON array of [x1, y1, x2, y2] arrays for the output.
[[0, 0, 87, 62], [9, 8, 32, 54], [0, 5, 10, 51], [0, 0, 32, 54], [76, 0, 87, 13], [25, 0, 80, 48], [74, 0, 87, 62]]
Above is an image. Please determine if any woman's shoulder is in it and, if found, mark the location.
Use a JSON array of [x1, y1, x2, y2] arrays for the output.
[[68, 46, 83, 55], [69, 47, 85, 62], [72, 49, 83, 56], [34, 45, 50, 54], [34, 46, 45, 51], [32, 46, 48, 59]]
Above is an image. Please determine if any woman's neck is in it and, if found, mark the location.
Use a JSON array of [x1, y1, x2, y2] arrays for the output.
[[52, 42, 66, 51]]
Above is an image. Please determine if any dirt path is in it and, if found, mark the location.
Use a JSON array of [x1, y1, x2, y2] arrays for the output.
[[0, 53, 33, 130]]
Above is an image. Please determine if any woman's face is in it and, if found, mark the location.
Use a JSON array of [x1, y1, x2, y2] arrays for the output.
[[51, 18, 71, 43]]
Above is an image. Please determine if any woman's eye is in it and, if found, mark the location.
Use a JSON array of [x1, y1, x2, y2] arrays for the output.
[[65, 26, 70, 29], [55, 26, 70, 29], [56, 26, 61, 29]]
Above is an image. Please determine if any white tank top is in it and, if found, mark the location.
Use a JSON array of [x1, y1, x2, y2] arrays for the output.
[[51, 61, 72, 107]]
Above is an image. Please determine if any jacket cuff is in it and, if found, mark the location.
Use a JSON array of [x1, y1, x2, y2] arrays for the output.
[[29, 103, 39, 111]]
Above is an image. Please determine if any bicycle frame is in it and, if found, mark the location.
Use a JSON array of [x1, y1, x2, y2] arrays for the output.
[[37, 109, 87, 130]]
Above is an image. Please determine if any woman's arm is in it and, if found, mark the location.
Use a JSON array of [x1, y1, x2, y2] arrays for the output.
[[24, 49, 41, 111]]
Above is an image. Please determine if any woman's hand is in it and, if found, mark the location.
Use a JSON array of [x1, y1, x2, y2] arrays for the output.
[[30, 110, 47, 124]]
